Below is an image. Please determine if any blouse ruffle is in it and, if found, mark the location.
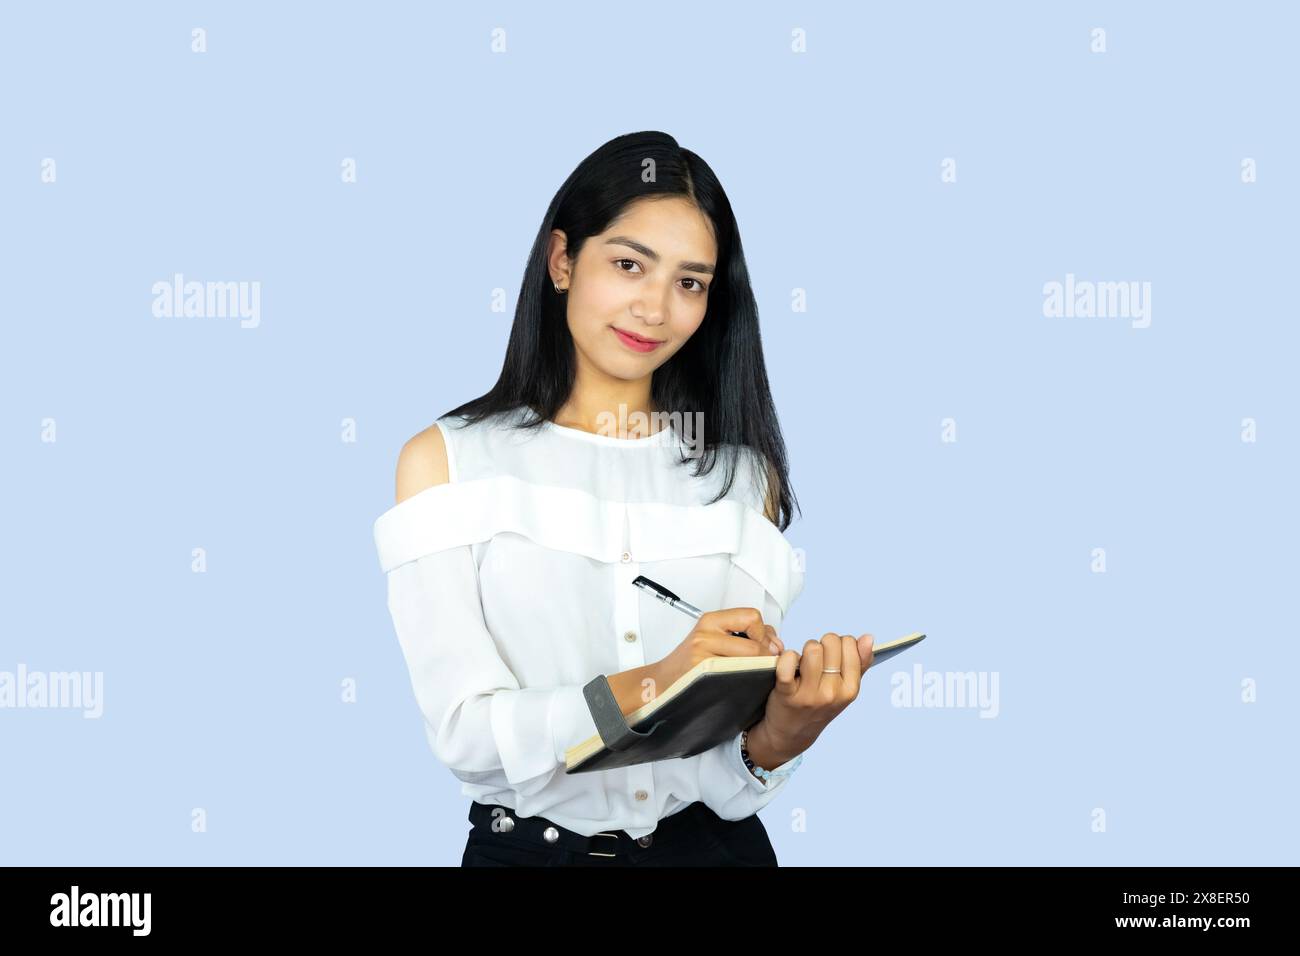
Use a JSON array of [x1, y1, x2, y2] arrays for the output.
[[373, 473, 804, 617]]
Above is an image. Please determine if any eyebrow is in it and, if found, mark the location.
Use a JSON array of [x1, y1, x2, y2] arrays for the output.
[[603, 236, 715, 276]]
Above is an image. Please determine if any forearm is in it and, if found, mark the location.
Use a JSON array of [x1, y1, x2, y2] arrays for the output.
[[604, 663, 665, 718], [743, 720, 803, 777]]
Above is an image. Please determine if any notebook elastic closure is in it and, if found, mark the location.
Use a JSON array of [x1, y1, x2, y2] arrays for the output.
[[582, 675, 668, 752]]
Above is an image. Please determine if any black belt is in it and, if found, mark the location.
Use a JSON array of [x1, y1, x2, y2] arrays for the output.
[[467, 800, 720, 858]]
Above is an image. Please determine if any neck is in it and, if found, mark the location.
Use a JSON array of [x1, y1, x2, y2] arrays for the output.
[[553, 362, 659, 438]]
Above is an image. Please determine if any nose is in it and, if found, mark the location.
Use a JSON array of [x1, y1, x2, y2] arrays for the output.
[[631, 285, 671, 324]]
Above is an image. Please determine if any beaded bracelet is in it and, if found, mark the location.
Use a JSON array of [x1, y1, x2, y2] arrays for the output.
[[741, 728, 804, 782]]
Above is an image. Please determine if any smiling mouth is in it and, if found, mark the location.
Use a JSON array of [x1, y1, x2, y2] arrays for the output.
[[611, 326, 665, 345]]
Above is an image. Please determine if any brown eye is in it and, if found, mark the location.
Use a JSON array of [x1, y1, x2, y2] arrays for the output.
[[615, 258, 641, 273], [682, 278, 707, 293]]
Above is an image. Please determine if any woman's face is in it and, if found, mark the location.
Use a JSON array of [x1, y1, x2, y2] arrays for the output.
[[550, 196, 717, 382]]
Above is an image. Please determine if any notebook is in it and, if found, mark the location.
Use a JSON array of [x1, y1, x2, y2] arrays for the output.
[[564, 631, 926, 773]]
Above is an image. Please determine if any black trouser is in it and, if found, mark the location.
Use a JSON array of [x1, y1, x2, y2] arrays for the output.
[[461, 800, 779, 866]]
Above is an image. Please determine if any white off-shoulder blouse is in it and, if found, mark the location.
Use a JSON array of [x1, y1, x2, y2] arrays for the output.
[[372, 406, 806, 839]]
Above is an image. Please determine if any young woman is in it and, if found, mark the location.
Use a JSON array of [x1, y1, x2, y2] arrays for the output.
[[373, 131, 874, 866]]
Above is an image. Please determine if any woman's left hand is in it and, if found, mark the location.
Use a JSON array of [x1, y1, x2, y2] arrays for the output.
[[750, 632, 874, 763]]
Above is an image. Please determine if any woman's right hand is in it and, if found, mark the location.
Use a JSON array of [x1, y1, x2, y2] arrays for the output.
[[651, 607, 783, 699]]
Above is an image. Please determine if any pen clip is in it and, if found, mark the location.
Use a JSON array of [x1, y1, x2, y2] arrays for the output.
[[632, 575, 681, 603], [634, 575, 752, 641]]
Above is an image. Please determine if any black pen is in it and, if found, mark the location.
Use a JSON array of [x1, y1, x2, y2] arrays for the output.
[[632, 575, 775, 648], [632, 577, 922, 677]]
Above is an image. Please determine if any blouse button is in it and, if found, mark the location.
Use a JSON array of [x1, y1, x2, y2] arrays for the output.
[[620, 551, 632, 563], [634, 789, 648, 802], [623, 630, 638, 643]]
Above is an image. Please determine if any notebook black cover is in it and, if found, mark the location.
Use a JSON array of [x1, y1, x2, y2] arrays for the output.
[[564, 662, 774, 773], [563, 632, 926, 774]]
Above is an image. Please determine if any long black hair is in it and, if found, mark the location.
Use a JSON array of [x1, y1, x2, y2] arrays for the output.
[[443, 130, 799, 531]]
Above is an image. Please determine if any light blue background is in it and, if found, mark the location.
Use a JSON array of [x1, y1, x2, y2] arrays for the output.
[[2, 1, 1295, 865]]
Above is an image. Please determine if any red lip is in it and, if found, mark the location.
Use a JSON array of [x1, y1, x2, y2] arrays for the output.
[[612, 326, 664, 344], [611, 326, 665, 352]]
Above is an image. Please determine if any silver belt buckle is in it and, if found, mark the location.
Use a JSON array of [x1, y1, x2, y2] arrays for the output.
[[587, 831, 621, 858]]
